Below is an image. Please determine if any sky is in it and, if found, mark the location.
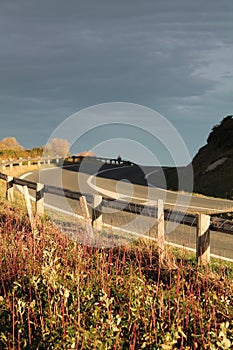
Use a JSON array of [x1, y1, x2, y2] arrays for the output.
[[0, 0, 233, 164]]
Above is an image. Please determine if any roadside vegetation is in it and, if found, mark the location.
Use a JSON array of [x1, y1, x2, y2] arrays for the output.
[[0, 136, 71, 161], [0, 136, 43, 161], [192, 115, 233, 199], [0, 143, 233, 348], [0, 174, 233, 349]]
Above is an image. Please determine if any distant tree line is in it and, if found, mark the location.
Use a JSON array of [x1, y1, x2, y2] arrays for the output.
[[0, 136, 70, 160]]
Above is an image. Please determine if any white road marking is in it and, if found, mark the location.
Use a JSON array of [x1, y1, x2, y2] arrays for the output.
[[20, 165, 233, 213], [20, 172, 33, 178], [19, 169, 233, 262], [87, 174, 230, 213]]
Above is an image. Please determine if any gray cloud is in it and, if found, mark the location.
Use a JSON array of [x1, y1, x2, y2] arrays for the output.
[[0, 0, 233, 160]]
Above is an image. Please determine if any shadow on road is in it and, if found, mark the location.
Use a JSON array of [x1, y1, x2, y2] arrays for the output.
[[62, 159, 148, 186]]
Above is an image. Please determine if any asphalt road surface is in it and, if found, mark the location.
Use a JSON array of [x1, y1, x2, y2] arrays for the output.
[[20, 162, 233, 260]]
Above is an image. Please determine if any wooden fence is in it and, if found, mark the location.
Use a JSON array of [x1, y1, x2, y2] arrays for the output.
[[1, 156, 233, 265]]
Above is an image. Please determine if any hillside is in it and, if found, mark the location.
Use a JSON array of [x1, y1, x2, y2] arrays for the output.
[[193, 115, 233, 198]]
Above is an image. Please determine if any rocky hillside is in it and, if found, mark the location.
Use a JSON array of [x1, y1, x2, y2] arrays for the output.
[[192, 115, 233, 198]]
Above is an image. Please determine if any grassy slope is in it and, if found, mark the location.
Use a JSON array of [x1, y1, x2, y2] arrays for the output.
[[192, 142, 233, 199], [0, 171, 233, 349], [0, 148, 43, 162], [190, 116, 233, 199]]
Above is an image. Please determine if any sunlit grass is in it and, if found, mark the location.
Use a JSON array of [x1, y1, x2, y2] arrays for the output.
[[0, 164, 233, 349]]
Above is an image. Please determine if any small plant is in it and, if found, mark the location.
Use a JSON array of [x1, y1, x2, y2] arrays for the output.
[[0, 176, 233, 349]]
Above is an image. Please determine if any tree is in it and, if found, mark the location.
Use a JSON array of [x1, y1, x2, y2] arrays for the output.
[[0, 137, 24, 150], [44, 138, 70, 158]]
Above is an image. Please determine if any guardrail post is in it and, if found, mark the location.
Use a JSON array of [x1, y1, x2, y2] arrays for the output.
[[9, 159, 13, 171], [36, 183, 45, 216], [196, 213, 210, 265], [56, 156, 59, 164], [80, 196, 91, 221], [6, 175, 14, 201], [2, 160, 6, 170], [80, 195, 95, 239], [28, 158, 31, 166], [37, 159, 41, 167], [92, 194, 103, 230], [157, 199, 165, 265], [22, 185, 35, 230], [19, 157, 23, 167]]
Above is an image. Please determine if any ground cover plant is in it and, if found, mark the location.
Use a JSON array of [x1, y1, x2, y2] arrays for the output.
[[0, 165, 233, 349], [0, 190, 233, 350]]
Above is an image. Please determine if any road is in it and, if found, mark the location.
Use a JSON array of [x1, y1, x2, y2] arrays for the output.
[[21, 162, 233, 260]]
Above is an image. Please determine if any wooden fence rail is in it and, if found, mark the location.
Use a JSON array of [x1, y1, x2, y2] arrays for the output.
[[1, 156, 233, 265]]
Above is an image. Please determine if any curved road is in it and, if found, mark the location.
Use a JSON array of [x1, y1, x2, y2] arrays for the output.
[[21, 163, 233, 260]]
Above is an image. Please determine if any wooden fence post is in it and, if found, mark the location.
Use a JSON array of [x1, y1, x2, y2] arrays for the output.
[[80, 196, 91, 221], [22, 185, 35, 230], [196, 213, 210, 265], [157, 199, 165, 265], [36, 183, 45, 216], [6, 175, 14, 201], [80, 195, 94, 239], [92, 194, 103, 230], [2, 161, 6, 171]]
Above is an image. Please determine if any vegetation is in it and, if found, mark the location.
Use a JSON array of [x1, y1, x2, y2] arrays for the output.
[[148, 115, 233, 198], [0, 137, 43, 161], [0, 148, 43, 161], [192, 115, 233, 199], [76, 151, 96, 157], [0, 134, 233, 348], [0, 137, 24, 151], [0, 136, 71, 160], [207, 116, 233, 148], [0, 179, 232, 349], [43, 138, 70, 158]]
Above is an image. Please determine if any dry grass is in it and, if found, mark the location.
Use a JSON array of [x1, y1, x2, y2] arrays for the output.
[[0, 200, 233, 349], [0, 163, 233, 349]]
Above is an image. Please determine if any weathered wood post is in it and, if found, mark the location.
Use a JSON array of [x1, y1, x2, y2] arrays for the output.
[[196, 213, 210, 265], [80, 196, 91, 222], [80, 195, 94, 239], [92, 194, 103, 230], [6, 175, 14, 201], [19, 157, 23, 167], [36, 183, 45, 216], [157, 199, 165, 265], [2, 160, 6, 171], [27, 157, 31, 166], [22, 185, 35, 230], [9, 159, 13, 171]]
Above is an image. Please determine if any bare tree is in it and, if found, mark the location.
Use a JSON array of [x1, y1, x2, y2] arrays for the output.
[[44, 138, 70, 158]]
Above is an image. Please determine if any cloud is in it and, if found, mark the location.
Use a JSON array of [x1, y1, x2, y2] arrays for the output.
[[0, 0, 233, 159]]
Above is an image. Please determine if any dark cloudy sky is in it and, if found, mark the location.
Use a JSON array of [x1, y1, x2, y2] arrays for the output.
[[0, 0, 233, 162]]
